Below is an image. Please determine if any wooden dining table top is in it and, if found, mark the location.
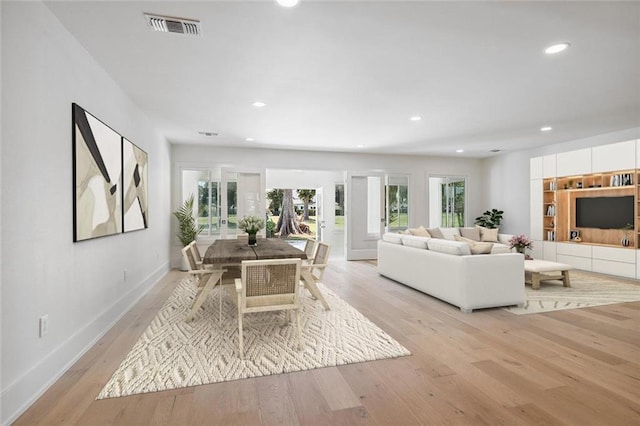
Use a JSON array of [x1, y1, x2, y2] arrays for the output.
[[203, 238, 307, 265]]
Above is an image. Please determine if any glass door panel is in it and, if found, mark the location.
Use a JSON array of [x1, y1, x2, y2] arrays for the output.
[[429, 176, 466, 227], [386, 175, 409, 232]]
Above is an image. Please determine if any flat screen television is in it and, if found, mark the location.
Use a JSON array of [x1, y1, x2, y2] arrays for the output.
[[575, 196, 634, 229]]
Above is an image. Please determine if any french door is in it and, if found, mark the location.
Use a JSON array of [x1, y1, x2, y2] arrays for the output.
[[428, 175, 466, 227], [346, 172, 385, 260], [181, 167, 265, 241]]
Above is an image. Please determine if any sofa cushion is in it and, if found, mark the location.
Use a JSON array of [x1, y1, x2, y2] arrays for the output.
[[477, 226, 499, 242], [427, 227, 445, 239], [409, 226, 431, 237], [490, 243, 511, 254], [401, 235, 430, 249], [382, 233, 403, 244], [439, 228, 461, 240], [459, 227, 481, 241], [453, 235, 494, 255], [427, 239, 472, 256]]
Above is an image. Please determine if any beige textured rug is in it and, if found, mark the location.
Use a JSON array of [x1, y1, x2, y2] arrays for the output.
[[503, 270, 640, 315], [97, 279, 410, 399]]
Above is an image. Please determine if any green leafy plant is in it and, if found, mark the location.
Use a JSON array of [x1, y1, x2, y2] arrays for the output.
[[474, 208, 504, 229], [265, 215, 276, 237], [173, 194, 202, 247]]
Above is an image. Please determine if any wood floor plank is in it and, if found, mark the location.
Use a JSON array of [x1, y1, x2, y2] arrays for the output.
[[311, 367, 361, 411], [256, 375, 300, 426], [12, 262, 640, 425]]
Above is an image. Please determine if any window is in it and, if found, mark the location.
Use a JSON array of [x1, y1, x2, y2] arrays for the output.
[[335, 183, 345, 230]]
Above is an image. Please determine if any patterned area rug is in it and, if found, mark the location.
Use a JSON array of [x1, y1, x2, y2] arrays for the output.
[[97, 278, 410, 399], [503, 270, 640, 315]]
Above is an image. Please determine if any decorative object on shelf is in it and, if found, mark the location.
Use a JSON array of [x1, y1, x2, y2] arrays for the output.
[[620, 223, 633, 247], [238, 215, 265, 246], [474, 208, 504, 229], [568, 179, 574, 189], [576, 182, 583, 189], [508, 234, 533, 255], [569, 230, 580, 241]]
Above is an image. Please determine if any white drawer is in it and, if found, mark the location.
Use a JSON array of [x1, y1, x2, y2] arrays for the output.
[[556, 243, 592, 258], [592, 259, 636, 279], [592, 246, 636, 264], [557, 254, 592, 271]]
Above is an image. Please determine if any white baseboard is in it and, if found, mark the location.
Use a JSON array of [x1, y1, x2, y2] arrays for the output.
[[1, 262, 170, 426]]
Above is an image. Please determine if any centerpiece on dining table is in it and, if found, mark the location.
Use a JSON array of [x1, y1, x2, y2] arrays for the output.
[[238, 215, 265, 246]]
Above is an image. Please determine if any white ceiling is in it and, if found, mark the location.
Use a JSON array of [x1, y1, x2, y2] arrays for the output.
[[45, 1, 640, 158]]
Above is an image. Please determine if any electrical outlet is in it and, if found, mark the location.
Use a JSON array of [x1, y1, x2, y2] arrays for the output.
[[39, 315, 49, 338]]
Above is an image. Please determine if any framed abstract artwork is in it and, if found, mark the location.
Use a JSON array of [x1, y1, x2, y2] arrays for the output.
[[73, 103, 123, 242], [123, 138, 148, 232]]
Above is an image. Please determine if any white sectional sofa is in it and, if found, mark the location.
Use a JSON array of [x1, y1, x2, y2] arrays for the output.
[[377, 228, 525, 313]]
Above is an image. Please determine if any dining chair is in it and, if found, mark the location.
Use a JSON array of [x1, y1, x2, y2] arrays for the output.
[[181, 245, 226, 322], [234, 258, 303, 359], [302, 239, 316, 265], [189, 241, 213, 270], [300, 242, 331, 311]]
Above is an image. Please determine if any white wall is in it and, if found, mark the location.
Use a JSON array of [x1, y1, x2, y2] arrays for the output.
[[173, 144, 485, 265], [1, 2, 171, 423], [482, 127, 640, 235]]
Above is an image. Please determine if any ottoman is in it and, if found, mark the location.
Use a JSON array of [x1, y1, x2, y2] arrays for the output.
[[524, 259, 573, 290]]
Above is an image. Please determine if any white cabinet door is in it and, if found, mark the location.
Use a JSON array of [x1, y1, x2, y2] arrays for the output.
[[530, 179, 543, 240], [592, 140, 635, 173], [542, 155, 557, 178], [557, 148, 591, 176], [530, 157, 543, 180]]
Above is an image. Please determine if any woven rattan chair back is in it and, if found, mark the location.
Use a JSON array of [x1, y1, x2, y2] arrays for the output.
[[235, 258, 303, 358], [303, 239, 316, 260]]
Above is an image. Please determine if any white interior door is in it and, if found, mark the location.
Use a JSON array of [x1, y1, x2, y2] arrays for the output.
[[315, 187, 324, 242], [346, 172, 385, 260], [221, 168, 265, 238]]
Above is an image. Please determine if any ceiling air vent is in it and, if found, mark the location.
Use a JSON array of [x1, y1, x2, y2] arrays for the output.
[[144, 13, 202, 36]]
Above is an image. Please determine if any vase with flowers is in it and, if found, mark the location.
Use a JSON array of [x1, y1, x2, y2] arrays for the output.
[[238, 215, 265, 246], [508, 234, 534, 258]]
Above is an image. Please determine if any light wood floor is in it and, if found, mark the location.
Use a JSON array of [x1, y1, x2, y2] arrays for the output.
[[15, 261, 640, 425]]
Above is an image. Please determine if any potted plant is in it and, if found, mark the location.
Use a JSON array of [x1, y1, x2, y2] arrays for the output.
[[474, 208, 504, 229], [173, 194, 202, 270], [238, 215, 265, 246], [508, 234, 534, 257]]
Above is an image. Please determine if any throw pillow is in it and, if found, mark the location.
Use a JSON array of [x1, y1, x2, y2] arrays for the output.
[[470, 242, 494, 255], [409, 225, 431, 237], [477, 225, 499, 242], [426, 227, 445, 239], [453, 235, 494, 255], [459, 227, 481, 241]]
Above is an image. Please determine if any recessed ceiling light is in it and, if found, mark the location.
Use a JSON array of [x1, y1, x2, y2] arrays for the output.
[[540, 126, 553, 132], [252, 101, 266, 107], [246, 137, 255, 142], [410, 116, 422, 121], [276, 0, 300, 7], [456, 149, 464, 153], [356, 144, 365, 148], [544, 42, 570, 54]]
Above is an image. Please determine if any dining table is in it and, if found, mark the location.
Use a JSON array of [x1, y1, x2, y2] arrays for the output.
[[203, 238, 330, 310]]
